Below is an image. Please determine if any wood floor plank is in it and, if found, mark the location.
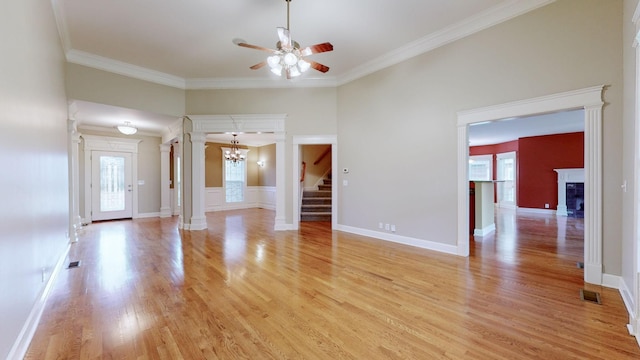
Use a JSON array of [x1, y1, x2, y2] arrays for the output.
[[24, 209, 640, 359]]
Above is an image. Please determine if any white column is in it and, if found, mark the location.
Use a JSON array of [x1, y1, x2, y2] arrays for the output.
[[584, 104, 603, 284], [67, 119, 82, 242], [173, 142, 182, 217], [189, 132, 207, 230], [274, 132, 287, 230], [159, 144, 172, 217]]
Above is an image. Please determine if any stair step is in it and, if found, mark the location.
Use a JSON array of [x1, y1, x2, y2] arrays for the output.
[[301, 204, 331, 212], [318, 184, 331, 191], [302, 197, 332, 205], [301, 212, 332, 222], [303, 190, 331, 198], [323, 179, 332, 185]]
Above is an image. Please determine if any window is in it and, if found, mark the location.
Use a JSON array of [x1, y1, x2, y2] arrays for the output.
[[225, 159, 246, 203], [469, 155, 493, 181]]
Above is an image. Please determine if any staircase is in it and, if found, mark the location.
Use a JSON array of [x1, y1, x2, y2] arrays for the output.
[[301, 175, 332, 222]]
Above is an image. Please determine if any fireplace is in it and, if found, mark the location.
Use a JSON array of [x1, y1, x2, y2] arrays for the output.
[[554, 168, 584, 217]]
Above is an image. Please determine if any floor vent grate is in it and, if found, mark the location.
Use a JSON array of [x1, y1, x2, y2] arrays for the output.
[[580, 289, 601, 304], [68, 261, 81, 269]]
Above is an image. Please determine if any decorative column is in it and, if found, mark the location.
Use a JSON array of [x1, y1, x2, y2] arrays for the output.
[[274, 132, 287, 230], [188, 132, 207, 230], [584, 103, 603, 285], [67, 119, 82, 242], [173, 142, 182, 218], [159, 144, 172, 217]]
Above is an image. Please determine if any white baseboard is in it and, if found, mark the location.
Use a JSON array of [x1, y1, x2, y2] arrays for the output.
[[473, 223, 496, 237], [335, 224, 458, 255], [136, 212, 160, 219], [517, 207, 556, 215], [7, 243, 70, 360]]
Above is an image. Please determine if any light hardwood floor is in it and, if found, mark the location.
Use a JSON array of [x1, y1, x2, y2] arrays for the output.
[[25, 209, 640, 359]]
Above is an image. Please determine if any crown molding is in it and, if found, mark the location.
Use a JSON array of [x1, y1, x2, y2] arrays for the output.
[[57, 0, 555, 90], [185, 76, 337, 90], [50, 0, 71, 53], [337, 0, 556, 86], [66, 49, 186, 89]]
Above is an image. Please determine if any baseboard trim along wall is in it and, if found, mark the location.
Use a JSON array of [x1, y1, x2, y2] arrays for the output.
[[8, 243, 70, 360], [335, 224, 458, 255]]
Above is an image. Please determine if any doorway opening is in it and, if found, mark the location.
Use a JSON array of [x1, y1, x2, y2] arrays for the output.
[[457, 85, 605, 285]]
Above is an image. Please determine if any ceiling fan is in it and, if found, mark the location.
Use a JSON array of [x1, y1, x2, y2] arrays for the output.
[[233, 0, 333, 79]]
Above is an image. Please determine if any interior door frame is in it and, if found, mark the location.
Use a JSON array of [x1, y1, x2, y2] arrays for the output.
[[456, 85, 605, 285], [91, 150, 134, 221], [292, 135, 338, 230], [81, 135, 141, 224]]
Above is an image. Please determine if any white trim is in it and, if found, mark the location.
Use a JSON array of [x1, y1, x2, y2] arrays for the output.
[[473, 223, 496, 237], [7, 243, 70, 360], [292, 135, 338, 231], [338, 0, 555, 86], [335, 225, 459, 255], [137, 212, 161, 218], [186, 114, 286, 231], [457, 85, 605, 285], [66, 49, 186, 89], [516, 207, 556, 215], [81, 135, 141, 223], [55, 1, 553, 90]]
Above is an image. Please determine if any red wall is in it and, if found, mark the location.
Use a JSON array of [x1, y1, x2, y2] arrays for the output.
[[469, 132, 583, 210], [518, 132, 583, 209]]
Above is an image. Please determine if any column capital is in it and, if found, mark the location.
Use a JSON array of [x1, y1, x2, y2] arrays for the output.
[[189, 132, 207, 144]]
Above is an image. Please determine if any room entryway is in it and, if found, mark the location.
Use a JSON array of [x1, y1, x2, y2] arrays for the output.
[[91, 151, 133, 221]]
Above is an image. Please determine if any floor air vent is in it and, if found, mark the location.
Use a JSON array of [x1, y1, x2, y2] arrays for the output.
[[68, 261, 81, 269], [580, 289, 601, 304]]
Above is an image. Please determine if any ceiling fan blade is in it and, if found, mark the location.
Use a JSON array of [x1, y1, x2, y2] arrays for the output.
[[250, 61, 267, 70], [307, 60, 330, 73], [277, 27, 292, 49], [236, 41, 276, 53], [300, 42, 334, 56]]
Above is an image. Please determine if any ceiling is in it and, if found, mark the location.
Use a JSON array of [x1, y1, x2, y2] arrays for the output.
[[468, 109, 585, 146], [59, 0, 565, 144]]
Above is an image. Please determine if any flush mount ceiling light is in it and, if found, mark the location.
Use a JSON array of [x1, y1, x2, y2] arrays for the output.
[[233, 0, 333, 79], [116, 121, 137, 135], [224, 134, 246, 164]]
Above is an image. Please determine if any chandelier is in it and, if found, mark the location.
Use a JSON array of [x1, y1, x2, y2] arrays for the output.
[[224, 134, 245, 164]]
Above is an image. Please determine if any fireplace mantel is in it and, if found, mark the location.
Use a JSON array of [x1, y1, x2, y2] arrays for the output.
[[554, 168, 584, 216]]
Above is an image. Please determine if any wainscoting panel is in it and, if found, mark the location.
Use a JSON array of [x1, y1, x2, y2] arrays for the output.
[[205, 186, 276, 212]]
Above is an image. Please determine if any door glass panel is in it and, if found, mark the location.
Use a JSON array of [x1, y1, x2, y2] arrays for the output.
[[100, 155, 126, 212]]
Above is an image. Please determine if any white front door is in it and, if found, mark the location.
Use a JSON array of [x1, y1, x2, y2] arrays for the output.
[[91, 151, 133, 221], [496, 151, 516, 209]]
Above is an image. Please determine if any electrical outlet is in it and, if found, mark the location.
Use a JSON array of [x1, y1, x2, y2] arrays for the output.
[[378, 222, 383, 229], [385, 224, 390, 231], [390, 224, 396, 232], [545, 203, 550, 209]]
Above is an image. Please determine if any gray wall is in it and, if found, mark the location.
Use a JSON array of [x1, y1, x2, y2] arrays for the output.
[[0, 1, 69, 358], [337, 0, 624, 273], [622, 0, 639, 313]]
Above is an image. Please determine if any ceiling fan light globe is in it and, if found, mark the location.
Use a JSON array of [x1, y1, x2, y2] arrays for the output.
[[289, 66, 301, 77], [267, 55, 281, 68], [298, 59, 311, 72], [270, 66, 283, 76], [283, 52, 298, 66]]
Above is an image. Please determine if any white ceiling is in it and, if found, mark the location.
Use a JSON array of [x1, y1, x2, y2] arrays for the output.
[[468, 110, 585, 146], [59, 0, 567, 144]]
